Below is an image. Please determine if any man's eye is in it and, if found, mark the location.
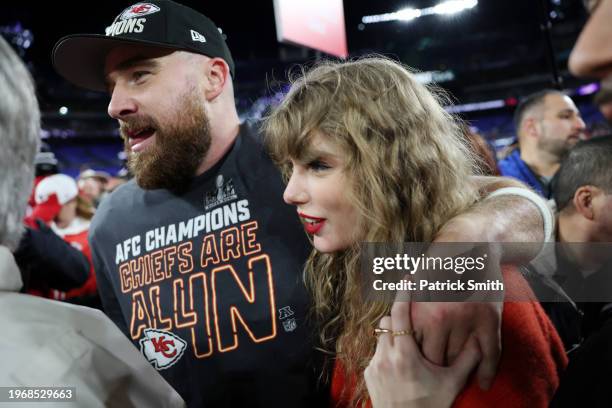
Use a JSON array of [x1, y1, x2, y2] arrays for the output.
[[133, 71, 150, 81]]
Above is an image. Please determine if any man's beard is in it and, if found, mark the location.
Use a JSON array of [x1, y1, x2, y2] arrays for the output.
[[121, 88, 211, 192], [538, 134, 578, 158]]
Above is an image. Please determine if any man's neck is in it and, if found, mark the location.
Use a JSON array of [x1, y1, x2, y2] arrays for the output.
[[520, 148, 560, 177], [558, 214, 602, 276], [196, 121, 240, 176]]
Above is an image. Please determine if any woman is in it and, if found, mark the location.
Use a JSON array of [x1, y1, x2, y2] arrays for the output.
[[264, 57, 566, 407]]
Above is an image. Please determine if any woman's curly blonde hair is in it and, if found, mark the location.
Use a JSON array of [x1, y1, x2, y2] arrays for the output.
[[263, 56, 480, 405]]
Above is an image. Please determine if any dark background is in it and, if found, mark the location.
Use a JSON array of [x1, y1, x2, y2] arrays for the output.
[[1, 0, 602, 175]]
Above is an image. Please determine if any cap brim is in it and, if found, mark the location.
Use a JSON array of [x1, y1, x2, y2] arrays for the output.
[[52, 34, 180, 92]]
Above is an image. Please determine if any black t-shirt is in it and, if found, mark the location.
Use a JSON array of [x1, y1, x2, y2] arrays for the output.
[[89, 124, 328, 407]]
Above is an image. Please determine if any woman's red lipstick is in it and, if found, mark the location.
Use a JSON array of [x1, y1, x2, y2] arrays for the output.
[[299, 212, 326, 235]]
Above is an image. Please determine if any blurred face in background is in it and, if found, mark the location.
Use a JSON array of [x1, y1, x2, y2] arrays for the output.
[[599, 101, 612, 123], [78, 178, 104, 200], [56, 198, 77, 228], [536, 93, 586, 157]]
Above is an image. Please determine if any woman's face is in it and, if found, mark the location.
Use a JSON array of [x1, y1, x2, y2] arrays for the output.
[[283, 133, 361, 253]]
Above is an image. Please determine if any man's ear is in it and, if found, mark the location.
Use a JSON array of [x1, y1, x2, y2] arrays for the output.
[[523, 117, 540, 140], [573, 185, 597, 220], [204, 58, 229, 101]]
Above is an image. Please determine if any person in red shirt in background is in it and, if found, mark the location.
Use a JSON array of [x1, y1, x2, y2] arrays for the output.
[[17, 164, 90, 298], [29, 174, 100, 308]]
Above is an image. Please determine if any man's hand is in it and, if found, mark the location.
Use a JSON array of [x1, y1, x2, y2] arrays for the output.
[[409, 301, 501, 391], [408, 239, 503, 390], [366, 302, 481, 408]]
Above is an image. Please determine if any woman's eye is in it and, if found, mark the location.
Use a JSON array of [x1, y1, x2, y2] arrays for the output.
[[308, 160, 330, 171]]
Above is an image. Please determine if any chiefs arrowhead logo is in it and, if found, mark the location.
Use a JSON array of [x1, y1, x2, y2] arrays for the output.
[[139, 328, 187, 370], [118, 3, 161, 20]]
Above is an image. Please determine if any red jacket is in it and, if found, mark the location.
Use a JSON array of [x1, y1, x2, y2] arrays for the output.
[[331, 266, 568, 408]]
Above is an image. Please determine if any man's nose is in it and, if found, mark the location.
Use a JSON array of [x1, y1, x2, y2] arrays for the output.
[[107, 85, 138, 119], [574, 115, 586, 131]]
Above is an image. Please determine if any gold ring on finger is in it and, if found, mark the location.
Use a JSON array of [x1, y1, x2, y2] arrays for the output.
[[374, 328, 393, 337], [392, 329, 414, 337]]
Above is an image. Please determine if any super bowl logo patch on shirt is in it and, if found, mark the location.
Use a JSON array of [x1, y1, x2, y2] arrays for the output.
[[204, 174, 238, 210], [119, 3, 161, 20], [139, 328, 187, 370]]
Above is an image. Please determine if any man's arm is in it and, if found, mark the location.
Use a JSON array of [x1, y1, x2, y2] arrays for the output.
[[411, 175, 549, 390], [451, 175, 550, 259], [14, 221, 90, 291]]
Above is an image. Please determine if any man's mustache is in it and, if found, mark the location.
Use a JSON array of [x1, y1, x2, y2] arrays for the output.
[[119, 117, 159, 140]]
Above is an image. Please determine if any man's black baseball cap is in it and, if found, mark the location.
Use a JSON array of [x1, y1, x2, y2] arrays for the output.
[[52, 0, 234, 92]]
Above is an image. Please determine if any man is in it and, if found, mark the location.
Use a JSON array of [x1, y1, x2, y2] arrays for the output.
[[553, 5, 612, 404], [498, 90, 586, 198], [0, 36, 184, 407], [569, 0, 612, 129], [52, 1, 555, 405], [524, 136, 612, 348], [553, 137, 612, 316], [539, 137, 612, 406]]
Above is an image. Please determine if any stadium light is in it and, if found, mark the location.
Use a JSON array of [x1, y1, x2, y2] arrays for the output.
[[433, 0, 477, 15], [396, 8, 422, 21], [361, 0, 478, 24]]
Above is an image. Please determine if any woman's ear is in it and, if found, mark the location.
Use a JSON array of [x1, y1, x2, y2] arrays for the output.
[[204, 58, 230, 101]]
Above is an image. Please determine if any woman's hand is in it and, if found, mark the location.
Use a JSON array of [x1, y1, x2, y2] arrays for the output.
[[365, 302, 481, 408]]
